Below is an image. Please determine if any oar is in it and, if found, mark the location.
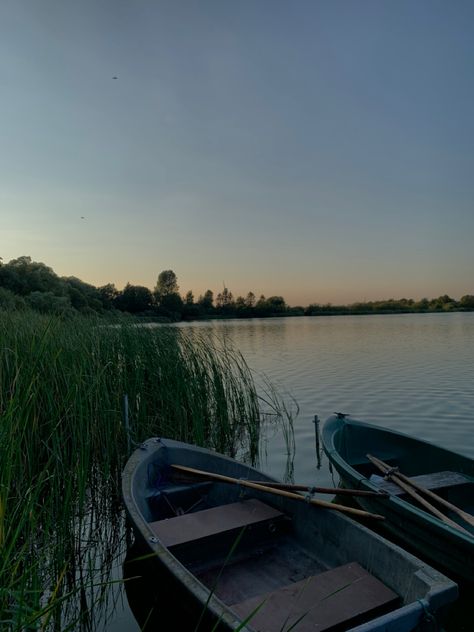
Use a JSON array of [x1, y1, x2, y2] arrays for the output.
[[367, 454, 474, 529], [366, 455, 471, 535], [244, 481, 387, 498], [171, 464, 385, 521]]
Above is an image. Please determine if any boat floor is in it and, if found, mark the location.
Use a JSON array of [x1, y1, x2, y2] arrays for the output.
[[192, 536, 328, 605], [190, 538, 398, 631], [147, 490, 401, 630]]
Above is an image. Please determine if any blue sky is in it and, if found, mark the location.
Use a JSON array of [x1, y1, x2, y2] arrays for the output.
[[1, 0, 473, 304]]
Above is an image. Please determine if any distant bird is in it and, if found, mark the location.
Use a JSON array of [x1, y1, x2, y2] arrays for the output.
[[81, 216, 85, 220], [112, 76, 118, 80]]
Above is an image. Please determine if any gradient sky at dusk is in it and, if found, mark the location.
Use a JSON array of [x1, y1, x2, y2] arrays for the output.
[[1, 0, 473, 305]]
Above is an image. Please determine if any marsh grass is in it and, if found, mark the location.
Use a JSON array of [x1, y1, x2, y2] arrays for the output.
[[0, 310, 288, 630]]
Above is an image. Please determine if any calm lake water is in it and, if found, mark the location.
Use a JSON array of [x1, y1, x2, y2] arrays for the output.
[[176, 312, 474, 485], [110, 312, 474, 631]]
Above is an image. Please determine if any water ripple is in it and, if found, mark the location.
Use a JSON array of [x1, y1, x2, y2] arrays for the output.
[[177, 313, 474, 485]]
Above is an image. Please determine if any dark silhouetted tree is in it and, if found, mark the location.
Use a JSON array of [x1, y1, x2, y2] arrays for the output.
[[216, 287, 234, 310], [27, 291, 72, 314], [116, 283, 153, 313], [460, 295, 474, 309], [0, 256, 63, 296], [154, 270, 182, 319], [97, 283, 119, 310], [159, 292, 183, 317], [62, 276, 103, 312], [198, 290, 214, 311], [0, 287, 26, 311], [245, 292, 256, 308], [182, 290, 200, 320], [155, 270, 179, 300]]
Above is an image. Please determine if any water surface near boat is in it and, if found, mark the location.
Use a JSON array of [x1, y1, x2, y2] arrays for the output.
[[110, 312, 474, 630], [173, 313, 474, 481]]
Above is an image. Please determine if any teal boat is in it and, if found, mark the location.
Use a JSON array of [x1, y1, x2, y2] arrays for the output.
[[123, 437, 457, 631], [322, 414, 474, 582]]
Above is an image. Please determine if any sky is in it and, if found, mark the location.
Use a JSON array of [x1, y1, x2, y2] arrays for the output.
[[1, 0, 473, 306]]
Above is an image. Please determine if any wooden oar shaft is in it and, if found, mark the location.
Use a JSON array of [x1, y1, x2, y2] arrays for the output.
[[371, 457, 474, 528], [367, 455, 470, 535], [245, 481, 385, 498], [171, 464, 385, 521]]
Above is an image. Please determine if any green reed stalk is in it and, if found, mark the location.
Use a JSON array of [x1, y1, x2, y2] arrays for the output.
[[0, 310, 289, 630]]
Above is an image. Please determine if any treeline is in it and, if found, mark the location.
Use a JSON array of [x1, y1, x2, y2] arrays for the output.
[[0, 256, 294, 320], [305, 295, 474, 315], [0, 256, 473, 320]]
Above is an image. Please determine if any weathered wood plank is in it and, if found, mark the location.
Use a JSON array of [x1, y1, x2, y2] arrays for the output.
[[369, 470, 470, 496], [149, 499, 283, 548], [231, 562, 398, 632]]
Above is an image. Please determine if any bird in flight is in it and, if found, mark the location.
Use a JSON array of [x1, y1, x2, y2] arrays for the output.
[[113, 76, 118, 80]]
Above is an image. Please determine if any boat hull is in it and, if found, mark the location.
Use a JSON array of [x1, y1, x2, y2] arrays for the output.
[[322, 414, 474, 583], [122, 437, 458, 631]]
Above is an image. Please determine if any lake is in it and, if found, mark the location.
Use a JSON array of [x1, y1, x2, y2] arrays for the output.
[[111, 311, 474, 630], [176, 312, 474, 483]]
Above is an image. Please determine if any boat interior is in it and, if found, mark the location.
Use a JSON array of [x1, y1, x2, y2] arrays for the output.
[[142, 472, 404, 632], [334, 424, 474, 532], [348, 459, 474, 534]]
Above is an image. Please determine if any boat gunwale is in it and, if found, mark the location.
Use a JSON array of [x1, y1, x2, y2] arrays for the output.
[[321, 415, 474, 545]]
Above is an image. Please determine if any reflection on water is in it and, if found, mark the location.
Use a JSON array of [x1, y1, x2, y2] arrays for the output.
[[176, 313, 474, 486], [111, 313, 474, 630]]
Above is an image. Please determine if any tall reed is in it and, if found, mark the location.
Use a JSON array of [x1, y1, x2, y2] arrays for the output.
[[0, 311, 283, 630]]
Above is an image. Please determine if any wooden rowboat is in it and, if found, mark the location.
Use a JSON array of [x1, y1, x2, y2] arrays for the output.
[[322, 414, 474, 582], [122, 437, 457, 631]]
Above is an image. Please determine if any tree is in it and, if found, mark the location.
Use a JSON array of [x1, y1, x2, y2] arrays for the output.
[[0, 256, 63, 296], [429, 294, 455, 311], [159, 292, 183, 317], [0, 287, 26, 311], [155, 270, 179, 299], [153, 269, 183, 319], [266, 296, 287, 314], [198, 290, 214, 311], [27, 291, 72, 314], [62, 276, 103, 312], [182, 291, 200, 320], [216, 287, 235, 316], [254, 294, 267, 316], [216, 287, 234, 309], [97, 283, 119, 309], [235, 294, 255, 317], [235, 296, 246, 311], [460, 295, 474, 309], [116, 283, 153, 313], [245, 292, 256, 308]]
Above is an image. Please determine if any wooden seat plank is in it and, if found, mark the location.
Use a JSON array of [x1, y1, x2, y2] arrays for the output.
[[149, 499, 284, 548], [369, 470, 470, 496], [231, 562, 398, 632]]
